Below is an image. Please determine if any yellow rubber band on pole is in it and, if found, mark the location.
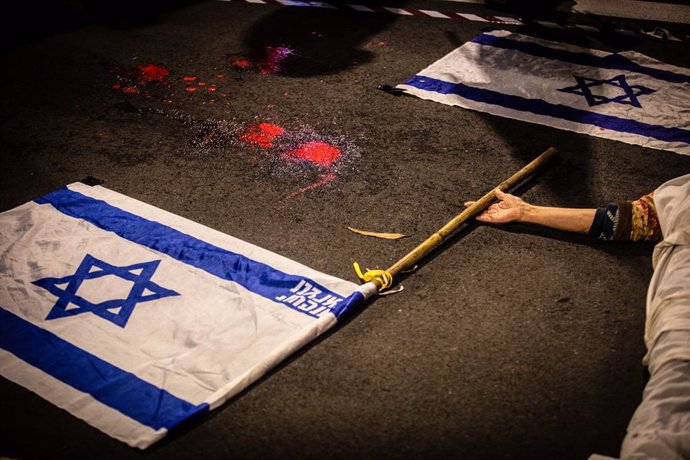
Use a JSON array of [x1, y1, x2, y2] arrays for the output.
[[353, 262, 393, 290]]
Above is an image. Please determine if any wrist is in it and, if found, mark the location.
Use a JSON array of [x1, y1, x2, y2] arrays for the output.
[[518, 203, 538, 224]]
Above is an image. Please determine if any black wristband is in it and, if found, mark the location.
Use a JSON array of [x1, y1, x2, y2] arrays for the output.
[[588, 203, 618, 241]]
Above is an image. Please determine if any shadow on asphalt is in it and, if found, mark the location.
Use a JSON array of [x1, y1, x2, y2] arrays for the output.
[[242, 0, 413, 77], [1, 0, 204, 50]]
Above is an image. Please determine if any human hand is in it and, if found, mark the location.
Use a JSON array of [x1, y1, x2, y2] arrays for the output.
[[464, 189, 528, 224]]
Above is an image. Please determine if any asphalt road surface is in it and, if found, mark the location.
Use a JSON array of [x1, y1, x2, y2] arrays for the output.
[[1, 1, 689, 459]]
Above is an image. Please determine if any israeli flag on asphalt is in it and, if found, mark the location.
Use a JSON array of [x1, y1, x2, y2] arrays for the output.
[[397, 30, 690, 156], [0, 183, 367, 448]]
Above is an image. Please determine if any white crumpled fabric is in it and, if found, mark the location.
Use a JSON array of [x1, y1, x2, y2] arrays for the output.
[[621, 173, 690, 459]]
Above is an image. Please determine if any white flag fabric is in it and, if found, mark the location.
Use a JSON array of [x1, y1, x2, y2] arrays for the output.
[[397, 30, 690, 155], [0, 183, 368, 448]]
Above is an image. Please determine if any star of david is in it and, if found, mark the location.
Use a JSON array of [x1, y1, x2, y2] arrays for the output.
[[558, 74, 656, 108], [33, 254, 179, 328]]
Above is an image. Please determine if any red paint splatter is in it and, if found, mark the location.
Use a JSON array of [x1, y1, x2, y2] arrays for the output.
[[285, 141, 341, 167], [290, 173, 336, 197], [111, 63, 170, 94], [240, 123, 286, 148], [173, 116, 358, 200], [110, 62, 230, 102], [232, 59, 252, 69], [137, 64, 169, 83]]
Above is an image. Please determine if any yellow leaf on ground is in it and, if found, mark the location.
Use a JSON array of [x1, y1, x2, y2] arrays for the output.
[[347, 227, 407, 240]]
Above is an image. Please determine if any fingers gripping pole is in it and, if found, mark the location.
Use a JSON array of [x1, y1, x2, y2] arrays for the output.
[[354, 147, 558, 292]]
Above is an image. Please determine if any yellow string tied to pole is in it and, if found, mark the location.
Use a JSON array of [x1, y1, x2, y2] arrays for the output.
[[353, 262, 393, 290], [349, 147, 557, 299]]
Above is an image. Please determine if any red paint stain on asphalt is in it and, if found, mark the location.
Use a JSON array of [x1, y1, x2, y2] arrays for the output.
[[137, 64, 169, 82], [153, 113, 359, 199], [112, 63, 170, 94], [111, 63, 229, 103], [238, 124, 342, 196], [240, 123, 286, 148], [282, 141, 342, 197], [285, 141, 341, 167], [232, 59, 252, 69], [290, 173, 336, 198]]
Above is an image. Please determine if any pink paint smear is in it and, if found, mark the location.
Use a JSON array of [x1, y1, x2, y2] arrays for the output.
[[231, 46, 295, 75]]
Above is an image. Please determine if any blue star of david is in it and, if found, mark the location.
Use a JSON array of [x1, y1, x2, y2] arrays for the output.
[[33, 254, 179, 328], [558, 74, 656, 108]]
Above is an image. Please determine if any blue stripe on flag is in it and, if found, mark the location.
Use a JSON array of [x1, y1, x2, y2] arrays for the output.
[[34, 188, 348, 319], [472, 34, 690, 84], [0, 306, 208, 430], [332, 290, 365, 319], [403, 75, 690, 145]]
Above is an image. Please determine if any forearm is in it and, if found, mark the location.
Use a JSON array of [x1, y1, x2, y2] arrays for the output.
[[520, 205, 596, 234], [472, 189, 661, 242]]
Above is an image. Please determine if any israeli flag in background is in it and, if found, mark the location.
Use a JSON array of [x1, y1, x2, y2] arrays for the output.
[[398, 30, 690, 155], [0, 183, 366, 448]]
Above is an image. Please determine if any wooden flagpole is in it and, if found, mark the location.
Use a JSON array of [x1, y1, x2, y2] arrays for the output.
[[360, 147, 558, 291]]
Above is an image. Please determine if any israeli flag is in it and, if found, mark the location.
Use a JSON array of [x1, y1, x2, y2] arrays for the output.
[[397, 30, 690, 155], [0, 183, 369, 448]]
